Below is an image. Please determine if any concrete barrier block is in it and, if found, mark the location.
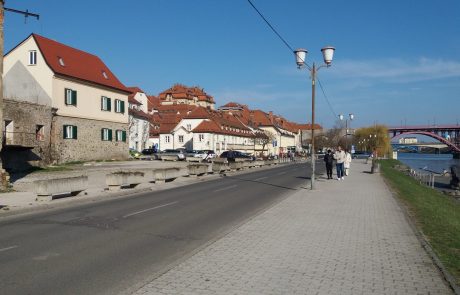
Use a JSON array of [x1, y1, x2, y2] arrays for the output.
[[229, 162, 244, 170], [212, 162, 229, 173], [187, 164, 209, 176], [154, 167, 188, 183], [106, 171, 145, 190], [212, 158, 227, 164], [34, 175, 88, 200]]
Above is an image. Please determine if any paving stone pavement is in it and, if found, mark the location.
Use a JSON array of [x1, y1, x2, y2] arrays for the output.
[[132, 161, 453, 295]]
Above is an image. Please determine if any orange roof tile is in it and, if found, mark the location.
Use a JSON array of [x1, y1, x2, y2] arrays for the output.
[[28, 34, 129, 93]]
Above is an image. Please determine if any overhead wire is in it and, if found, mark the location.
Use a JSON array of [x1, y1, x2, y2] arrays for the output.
[[246, 0, 338, 121]]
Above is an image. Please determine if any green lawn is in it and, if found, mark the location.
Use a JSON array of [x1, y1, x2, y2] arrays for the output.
[[380, 160, 460, 285]]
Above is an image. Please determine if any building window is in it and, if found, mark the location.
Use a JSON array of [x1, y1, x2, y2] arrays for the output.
[[63, 125, 77, 139], [29, 50, 37, 65], [179, 135, 184, 143], [186, 124, 192, 131], [115, 99, 125, 113], [101, 128, 112, 141], [199, 134, 204, 142], [101, 96, 111, 111], [36, 125, 45, 141], [65, 88, 77, 106], [165, 135, 170, 143], [115, 130, 126, 142]]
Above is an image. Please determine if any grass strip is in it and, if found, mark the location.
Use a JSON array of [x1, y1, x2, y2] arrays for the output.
[[380, 159, 460, 286]]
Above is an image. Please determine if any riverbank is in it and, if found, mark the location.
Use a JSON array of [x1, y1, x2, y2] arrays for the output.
[[380, 159, 460, 287]]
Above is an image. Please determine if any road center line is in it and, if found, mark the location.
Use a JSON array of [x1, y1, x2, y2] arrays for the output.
[[213, 184, 237, 193], [254, 176, 268, 181], [0, 245, 18, 252], [277, 171, 287, 175], [123, 201, 178, 218]]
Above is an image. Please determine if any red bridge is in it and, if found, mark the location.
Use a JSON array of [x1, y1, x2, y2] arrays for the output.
[[388, 125, 460, 154]]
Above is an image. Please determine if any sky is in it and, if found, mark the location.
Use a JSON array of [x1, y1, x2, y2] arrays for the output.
[[4, 0, 460, 128]]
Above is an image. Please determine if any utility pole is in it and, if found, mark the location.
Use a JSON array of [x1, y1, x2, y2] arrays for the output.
[[1, 0, 6, 189], [0, 1, 39, 189]]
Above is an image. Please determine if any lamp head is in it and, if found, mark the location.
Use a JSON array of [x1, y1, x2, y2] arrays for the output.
[[294, 48, 308, 68], [321, 46, 335, 66]]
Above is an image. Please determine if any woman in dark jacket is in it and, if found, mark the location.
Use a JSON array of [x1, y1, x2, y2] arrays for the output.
[[324, 149, 334, 179]]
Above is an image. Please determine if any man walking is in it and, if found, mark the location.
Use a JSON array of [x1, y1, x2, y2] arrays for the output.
[[324, 149, 334, 179], [334, 146, 346, 180]]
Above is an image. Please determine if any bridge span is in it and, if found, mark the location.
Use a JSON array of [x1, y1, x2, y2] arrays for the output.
[[388, 125, 460, 156]]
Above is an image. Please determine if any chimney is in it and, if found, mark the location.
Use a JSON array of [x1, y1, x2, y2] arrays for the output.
[[269, 111, 274, 123]]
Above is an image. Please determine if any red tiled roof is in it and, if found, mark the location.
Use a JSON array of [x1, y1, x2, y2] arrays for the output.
[[159, 123, 178, 134], [30, 34, 129, 93], [126, 86, 145, 94], [193, 120, 221, 133], [251, 110, 273, 126], [158, 84, 215, 103], [147, 95, 160, 111], [185, 107, 212, 119]]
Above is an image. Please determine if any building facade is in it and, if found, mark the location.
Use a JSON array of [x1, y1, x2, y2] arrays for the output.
[[3, 34, 130, 166]]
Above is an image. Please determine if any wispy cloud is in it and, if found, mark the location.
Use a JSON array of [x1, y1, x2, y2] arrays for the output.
[[330, 57, 460, 83]]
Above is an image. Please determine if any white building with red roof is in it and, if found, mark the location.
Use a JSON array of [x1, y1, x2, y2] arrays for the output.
[[3, 34, 131, 165], [126, 87, 152, 151], [158, 84, 215, 109]]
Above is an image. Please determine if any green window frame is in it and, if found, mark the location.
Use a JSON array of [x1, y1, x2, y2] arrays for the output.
[[101, 96, 112, 111], [115, 130, 127, 142], [115, 99, 125, 114], [101, 128, 112, 141], [65, 88, 77, 106], [63, 125, 77, 139]]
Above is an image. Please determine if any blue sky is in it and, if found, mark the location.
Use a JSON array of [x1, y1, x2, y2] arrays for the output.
[[5, 0, 460, 128]]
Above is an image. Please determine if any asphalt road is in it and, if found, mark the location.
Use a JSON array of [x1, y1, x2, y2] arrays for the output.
[[0, 162, 320, 295]]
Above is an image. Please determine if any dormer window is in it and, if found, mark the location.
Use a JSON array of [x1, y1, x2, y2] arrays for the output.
[[58, 57, 65, 66], [29, 50, 37, 65], [102, 71, 108, 79]]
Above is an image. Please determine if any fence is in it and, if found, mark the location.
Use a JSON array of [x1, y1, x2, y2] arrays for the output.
[[410, 169, 436, 188]]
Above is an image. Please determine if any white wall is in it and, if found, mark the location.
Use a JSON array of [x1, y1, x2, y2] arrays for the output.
[[3, 36, 54, 106]]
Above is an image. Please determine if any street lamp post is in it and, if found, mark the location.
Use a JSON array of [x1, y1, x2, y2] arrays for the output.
[[294, 46, 335, 190], [339, 113, 354, 151]]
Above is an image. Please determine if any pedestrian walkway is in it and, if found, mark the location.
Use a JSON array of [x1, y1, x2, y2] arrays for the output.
[[132, 161, 453, 295]]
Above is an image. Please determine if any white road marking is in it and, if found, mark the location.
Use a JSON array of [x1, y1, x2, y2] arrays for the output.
[[123, 201, 178, 218], [0, 245, 18, 252], [277, 171, 287, 175], [213, 184, 237, 193], [254, 176, 268, 181]]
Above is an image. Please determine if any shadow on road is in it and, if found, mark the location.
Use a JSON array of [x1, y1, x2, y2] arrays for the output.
[[225, 175, 299, 191]]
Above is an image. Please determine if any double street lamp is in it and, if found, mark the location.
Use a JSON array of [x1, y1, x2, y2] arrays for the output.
[[294, 46, 335, 190], [339, 113, 354, 151]]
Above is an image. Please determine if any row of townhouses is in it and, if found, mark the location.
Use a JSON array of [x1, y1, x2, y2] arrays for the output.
[[2, 34, 320, 171]]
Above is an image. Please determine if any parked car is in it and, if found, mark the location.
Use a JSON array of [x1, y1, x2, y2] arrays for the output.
[[220, 150, 254, 162], [352, 151, 371, 159], [194, 150, 216, 161], [159, 149, 186, 161], [140, 148, 160, 160]]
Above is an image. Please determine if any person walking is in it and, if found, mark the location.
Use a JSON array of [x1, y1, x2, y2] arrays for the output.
[[323, 149, 334, 179], [334, 146, 346, 180], [344, 149, 352, 176]]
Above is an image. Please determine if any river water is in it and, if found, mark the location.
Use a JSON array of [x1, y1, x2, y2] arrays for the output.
[[397, 153, 460, 174]]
